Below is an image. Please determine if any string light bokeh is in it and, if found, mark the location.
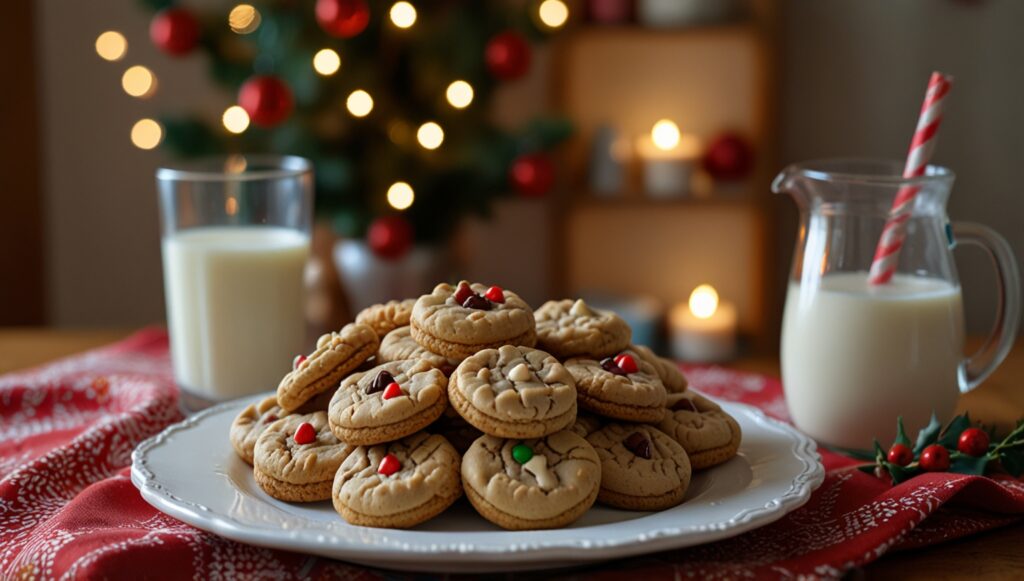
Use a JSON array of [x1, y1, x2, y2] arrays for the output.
[[445, 80, 474, 109], [346, 90, 374, 117], [222, 105, 251, 134], [416, 122, 444, 150], [389, 2, 417, 29], [95, 31, 127, 61], [121, 65, 156, 98], [386, 181, 415, 210], [313, 48, 341, 76], [228, 4, 261, 34], [130, 119, 163, 150]]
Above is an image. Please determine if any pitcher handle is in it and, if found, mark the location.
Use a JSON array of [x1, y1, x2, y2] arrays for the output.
[[952, 222, 1021, 392]]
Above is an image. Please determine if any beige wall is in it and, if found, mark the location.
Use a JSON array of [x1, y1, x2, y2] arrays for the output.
[[782, 0, 1024, 334]]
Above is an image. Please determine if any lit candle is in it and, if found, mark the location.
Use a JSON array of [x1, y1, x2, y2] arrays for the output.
[[669, 284, 738, 362], [637, 119, 700, 198]]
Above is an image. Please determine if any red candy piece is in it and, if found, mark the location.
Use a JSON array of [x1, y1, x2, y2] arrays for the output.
[[614, 354, 638, 374], [294, 422, 316, 445], [484, 285, 505, 303], [293, 354, 307, 369], [454, 282, 474, 304], [919, 444, 950, 472], [378, 453, 401, 476], [382, 382, 403, 400], [886, 443, 913, 466], [957, 427, 990, 457]]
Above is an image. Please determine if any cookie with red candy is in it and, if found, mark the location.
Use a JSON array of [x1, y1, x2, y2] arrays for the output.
[[564, 349, 668, 423], [253, 411, 354, 502]]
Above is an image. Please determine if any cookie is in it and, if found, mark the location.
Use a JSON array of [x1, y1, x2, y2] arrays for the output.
[[410, 281, 536, 359], [586, 424, 691, 511], [355, 299, 417, 337], [534, 299, 632, 359], [431, 407, 484, 454], [230, 396, 284, 465], [253, 412, 354, 502], [449, 345, 577, 439], [328, 360, 448, 446], [631, 343, 688, 393], [564, 350, 667, 423], [568, 412, 603, 439], [276, 323, 379, 412], [332, 432, 462, 528], [377, 326, 461, 376], [657, 391, 742, 470], [462, 431, 600, 530]]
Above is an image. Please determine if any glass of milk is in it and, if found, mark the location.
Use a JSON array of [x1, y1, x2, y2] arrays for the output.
[[774, 159, 1020, 450], [157, 155, 313, 412]]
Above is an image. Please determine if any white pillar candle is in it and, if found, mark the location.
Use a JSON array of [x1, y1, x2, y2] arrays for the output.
[[669, 284, 738, 363], [638, 119, 700, 198]]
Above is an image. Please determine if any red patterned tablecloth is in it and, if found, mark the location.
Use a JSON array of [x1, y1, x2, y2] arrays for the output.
[[2, 330, 1023, 579]]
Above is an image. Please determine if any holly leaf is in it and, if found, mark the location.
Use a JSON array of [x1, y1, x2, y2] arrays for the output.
[[827, 445, 876, 462], [939, 413, 971, 448], [873, 438, 886, 463], [950, 453, 989, 476], [1001, 449, 1024, 477], [857, 464, 877, 475], [913, 413, 943, 454], [895, 417, 911, 447], [887, 462, 916, 484]]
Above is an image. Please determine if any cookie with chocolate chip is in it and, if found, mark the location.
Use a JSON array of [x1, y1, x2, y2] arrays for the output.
[[630, 343, 688, 393], [276, 323, 379, 412], [586, 423, 691, 511], [410, 281, 536, 359], [355, 298, 417, 337], [448, 345, 577, 438], [564, 350, 667, 423], [534, 298, 632, 359], [253, 411, 354, 502], [657, 391, 742, 470], [461, 430, 600, 530]]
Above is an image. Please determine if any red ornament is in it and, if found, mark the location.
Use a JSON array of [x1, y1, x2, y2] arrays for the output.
[[294, 422, 316, 445], [702, 132, 755, 181], [919, 444, 950, 472], [886, 443, 913, 466], [316, 0, 370, 38], [614, 354, 638, 374], [238, 76, 294, 127], [378, 453, 401, 476], [150, 8, 201, 56], [454, 282, 474, 305], [382, 382, 403, 400], [509, 154, 555, 198], [484, 286, 505, 303], [293, 354, 307, 369], [485, 31, 531, 80], [367, 215, 414, 260], [957, 428, 990, 457]]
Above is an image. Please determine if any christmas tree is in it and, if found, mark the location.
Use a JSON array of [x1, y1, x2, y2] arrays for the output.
[[143, 0, 572, 259]]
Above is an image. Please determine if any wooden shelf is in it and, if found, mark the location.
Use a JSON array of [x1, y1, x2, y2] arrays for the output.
[[566, 21, 758, 42]]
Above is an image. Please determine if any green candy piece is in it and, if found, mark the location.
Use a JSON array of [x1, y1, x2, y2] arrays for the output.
[[512, 444, 533, 465]]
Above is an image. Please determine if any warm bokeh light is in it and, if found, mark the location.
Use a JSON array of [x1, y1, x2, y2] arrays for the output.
[[386, 181, 415, 210], [95, 31, 127, 62], [229, 4, 261, 34], [416, 122, 444, 150], [389, 2, 417, 28], [121, 65, 156, 98], [346, 90, 374, 117], [445, 80, 474, 109], [538, 0, 569, 29], [651, 119, 681, 151], [131, 119, 163, 150], [222, 106, 251, 134], [689, 284, 720, 319], [313, 48, 341, 76]]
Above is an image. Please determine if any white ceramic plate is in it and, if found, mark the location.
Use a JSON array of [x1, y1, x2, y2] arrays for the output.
[[131, 393, 823, 573]]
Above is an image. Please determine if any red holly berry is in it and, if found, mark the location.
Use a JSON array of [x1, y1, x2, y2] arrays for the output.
[[957, 428, 990, 457], [150, 8, 201, 56], [887, 443, 913, 466], [484, 285, 505, 303], [919, 444, 950, 472], [378, 453, 401, 476], [382, 382, 403, 400], [454, 282, 474, 305], [293, 422, 316, 445], [293, 354, 307, 369], [614, 354, 638, 374], [238, 75, 294, 127]]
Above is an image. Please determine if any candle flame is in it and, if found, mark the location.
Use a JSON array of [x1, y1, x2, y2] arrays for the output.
[[651, 119, 680, 151], [689, 284, 719, 319]]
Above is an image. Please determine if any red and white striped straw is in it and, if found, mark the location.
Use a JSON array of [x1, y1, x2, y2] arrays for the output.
[[868, 71, 954, 286]]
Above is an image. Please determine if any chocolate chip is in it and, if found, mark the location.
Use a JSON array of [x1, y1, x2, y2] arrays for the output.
[[624, 432, 652, 459], [671, 398, 699, 412], [600, 357, 626, 376], [367, 370, 395, 394], [462, 294, 492, 311], [453, 282, 474, 304]]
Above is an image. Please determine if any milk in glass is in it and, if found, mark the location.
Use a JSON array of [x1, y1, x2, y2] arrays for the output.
[[781, 272, 964, 449], [162, 226, 309, 400]]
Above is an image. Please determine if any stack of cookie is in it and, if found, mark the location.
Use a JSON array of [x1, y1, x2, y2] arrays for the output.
[[229, 281, 742, 531]]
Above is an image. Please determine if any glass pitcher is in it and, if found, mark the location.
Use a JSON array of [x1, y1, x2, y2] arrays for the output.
[[773, 159, 1020, 449]]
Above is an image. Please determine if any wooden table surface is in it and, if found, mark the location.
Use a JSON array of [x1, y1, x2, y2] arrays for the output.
[[1, 328, 1021, 578]]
